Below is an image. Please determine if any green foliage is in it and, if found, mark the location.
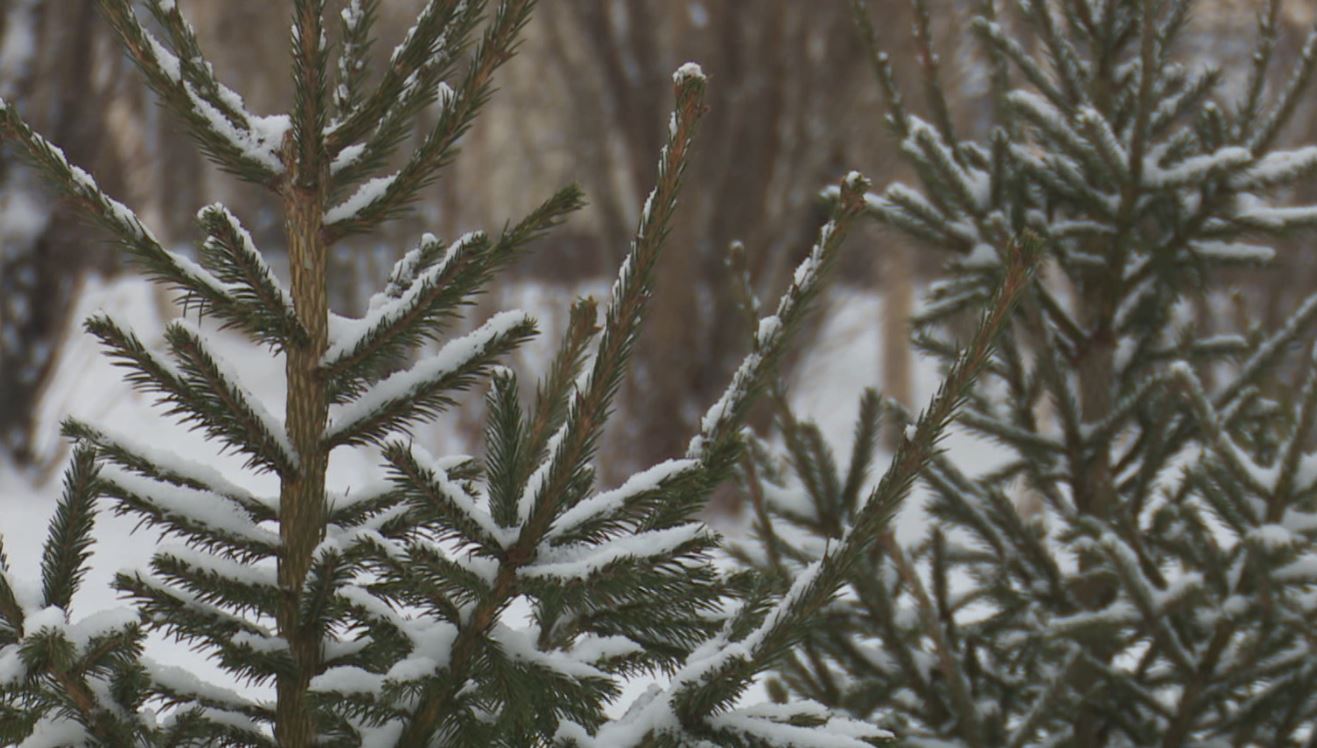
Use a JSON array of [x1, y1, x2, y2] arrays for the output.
[[738, 0, 1317, 744], [0, 445, 148, 745], [0, 3, 942, 746]]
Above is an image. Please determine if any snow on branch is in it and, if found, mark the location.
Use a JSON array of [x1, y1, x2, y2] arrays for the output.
[[325, 311, 537, 448], [382, 443, 513, 555], [98, 464, 280, 562], [546, 459, 700, 545], [1143, 146, 1252, 189], [589, 236, 1037, 742], [151, 543, 280, 617], [323, 0, 536, 238], [521, 524, 710, 582], [905, 118, 990, 215], [322, 231, 488, 396], [333, 0, 381, 116], [142, 0, 267, 135], [688, 172, 870, 460], [326, 0, 472, 153], [197, 204, 306, 348], [0, 104, 274, 326], [145, 658, 271, 721], [62, 419, 277, 523], [324, 186, 583, 405], [99, 0, 286, 183], [161, 320, 299, 477], [1230, 146, 1317, 189], [116, 569, 286, 678], [83, 314, 296, 479]]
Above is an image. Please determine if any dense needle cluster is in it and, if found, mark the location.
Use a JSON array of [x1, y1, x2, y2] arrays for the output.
[[0, 1, 974, 745], [735, 0, 1317, 745]]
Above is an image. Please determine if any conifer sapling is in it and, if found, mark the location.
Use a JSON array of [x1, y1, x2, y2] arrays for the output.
[[0, 2, 945, 745], [736, 0, 1317, 744]]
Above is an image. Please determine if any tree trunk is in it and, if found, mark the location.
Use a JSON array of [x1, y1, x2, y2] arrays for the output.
[[275, 8, 329, 745]]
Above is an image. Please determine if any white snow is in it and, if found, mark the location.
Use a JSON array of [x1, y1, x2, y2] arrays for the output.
[[325, 174, 397, 225], [1190, 240, 1275, 263], [99, 464, 281, 550], [199, 203, 296, 315], [963, 243, 1000, 269], [515, 419, 568, 524], [0, 644, 25, 686], [331, 143, 367, 177], [570, 634, 645, 665], [673, 62, 705, 83], [145, 657, 259, 708], [310, 665, 385, 694], [170, 319, 298, 469], [1236, 203, 1317, 229], [18, 716, 88, 748], [23, 606, 67, 633], [709, 704, 889, 747], [155, 543, 278, 589], [65, 607, 139, 650], [490, 623, 608, 680], [326, 310, 533, 440], [1249, 524, 1297, 550], [406, 443, 514, 548], [141, 30, 285, 173], [1144, 147, 1252, 189], [1231, 146, 1317, 188], [324, 232, 481, 366], [523, 523, 709, 580], [549, 458, 698, 541]]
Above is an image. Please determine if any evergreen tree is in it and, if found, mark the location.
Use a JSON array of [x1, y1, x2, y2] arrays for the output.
[[0, 1, 1028, 745], [734, 0, 1317, 745]]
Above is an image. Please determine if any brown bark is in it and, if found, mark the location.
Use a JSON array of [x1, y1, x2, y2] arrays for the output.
[[274, 8, 330, 746], [275, 184, 329, 748]]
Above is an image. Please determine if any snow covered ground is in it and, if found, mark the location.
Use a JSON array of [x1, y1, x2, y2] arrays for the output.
[[0, 275, 1005, 710]]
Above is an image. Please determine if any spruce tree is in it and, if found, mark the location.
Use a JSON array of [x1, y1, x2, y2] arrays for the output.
[[734, 0, 1317, 745], [0, 1, 1029, 744]]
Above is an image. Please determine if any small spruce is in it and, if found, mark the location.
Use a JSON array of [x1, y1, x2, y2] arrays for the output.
[[0, 3, 968, 746], [735, 0, 1317, 745]]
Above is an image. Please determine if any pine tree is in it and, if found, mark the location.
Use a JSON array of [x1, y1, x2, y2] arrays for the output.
[[0, 1, 1018, 744], [733, 0, 1317, 745]]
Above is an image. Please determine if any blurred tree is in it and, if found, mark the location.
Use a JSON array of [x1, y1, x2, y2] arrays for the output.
[[735, 0, 1317, 743], [0, 0, 133, 464], [537, 1, 894, 484]]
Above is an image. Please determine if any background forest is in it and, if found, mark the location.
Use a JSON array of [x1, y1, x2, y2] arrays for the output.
[[1, 0, 1314, 477]]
